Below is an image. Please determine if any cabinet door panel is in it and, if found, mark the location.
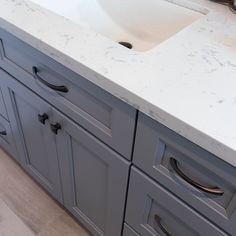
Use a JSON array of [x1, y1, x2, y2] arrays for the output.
[[54, 108, 129, 236], [1, 72, 63, 202]]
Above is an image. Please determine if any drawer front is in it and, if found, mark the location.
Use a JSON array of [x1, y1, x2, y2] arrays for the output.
[[123, 224, 139, 236], [0, 115, 17, 160], [0, 87, 8, 120], [133, 113, 236, 234], [126, 167, 228, 236], [0, 28, 136, 159]]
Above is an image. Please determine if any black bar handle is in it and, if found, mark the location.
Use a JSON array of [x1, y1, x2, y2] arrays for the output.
[[32, 66, 68, 93], [0, 131, 7, 136], [38, 113, 49, 125], [50, 123, 61, 135], [170, 158, 224, 196], [154, 215, 172, 236]]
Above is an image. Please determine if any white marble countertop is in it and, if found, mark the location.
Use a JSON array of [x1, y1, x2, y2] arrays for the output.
[[0, 0, 236, 166]]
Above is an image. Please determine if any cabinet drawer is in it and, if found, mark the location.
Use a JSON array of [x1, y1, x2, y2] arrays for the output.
[[0, 87, 8, 120], [0, 115, 17, 160], [0, 28, 136, 159], [126, 167, 228, 236], [123, 224, 139, 236], [133, 113, 236, 234]]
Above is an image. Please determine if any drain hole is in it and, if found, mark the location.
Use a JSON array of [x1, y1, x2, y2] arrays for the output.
[[118, 41, 133, 49]]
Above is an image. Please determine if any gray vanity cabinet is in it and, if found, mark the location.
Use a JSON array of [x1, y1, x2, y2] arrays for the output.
[[1, 70, 63, 203], [54, 108, 130, 236], [1, 26, 235, 236], [1, 68, 129, 236]]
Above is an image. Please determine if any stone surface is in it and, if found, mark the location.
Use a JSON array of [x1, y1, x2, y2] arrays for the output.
[[0, 0, 235, 167]]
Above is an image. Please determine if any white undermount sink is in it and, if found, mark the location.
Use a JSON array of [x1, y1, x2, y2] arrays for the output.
[[30, 0, 206, 52]]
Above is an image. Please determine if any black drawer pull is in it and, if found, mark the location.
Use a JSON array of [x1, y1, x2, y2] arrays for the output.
[[0, 131, 7, 136], [170, 158, 224, 196], [154, 215, 172, 236], [50, 123, 61, 135], [38, 113, 49, 125], [32, 66, 68, 93]]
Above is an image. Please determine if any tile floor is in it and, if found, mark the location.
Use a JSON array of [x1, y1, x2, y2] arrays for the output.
[[0, 148, 90, 236]]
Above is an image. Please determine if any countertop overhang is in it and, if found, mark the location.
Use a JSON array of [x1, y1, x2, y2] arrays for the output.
[[0, 0, 236, 166]]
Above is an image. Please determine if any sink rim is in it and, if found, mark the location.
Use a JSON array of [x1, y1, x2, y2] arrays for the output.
[[29, 0, 210, 53]]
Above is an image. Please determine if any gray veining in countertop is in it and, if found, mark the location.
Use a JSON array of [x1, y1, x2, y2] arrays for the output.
[[0, 0, 236, 166]]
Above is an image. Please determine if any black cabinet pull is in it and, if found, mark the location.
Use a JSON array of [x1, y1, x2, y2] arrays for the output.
[[154, 215, 172, 236], [38, 113, 49, 125], [170, 158, 224, 196], [50, 123, 61, 135], [0, 131, 7, 136], [32, 66, 68, 93]]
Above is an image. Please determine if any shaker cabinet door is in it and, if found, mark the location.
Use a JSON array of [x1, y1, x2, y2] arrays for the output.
[[2, 72, 63, 203], [54, 108, 130, 236]]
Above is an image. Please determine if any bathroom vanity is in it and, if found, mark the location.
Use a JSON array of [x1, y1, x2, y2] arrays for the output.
[[0, 0, 236, 235]]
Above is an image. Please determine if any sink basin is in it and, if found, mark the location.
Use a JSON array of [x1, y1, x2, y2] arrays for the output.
[[30, 0, 206, 52]]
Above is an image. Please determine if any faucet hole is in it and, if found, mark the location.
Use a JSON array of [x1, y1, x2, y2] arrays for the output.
[[118, 41, 133, 49]]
